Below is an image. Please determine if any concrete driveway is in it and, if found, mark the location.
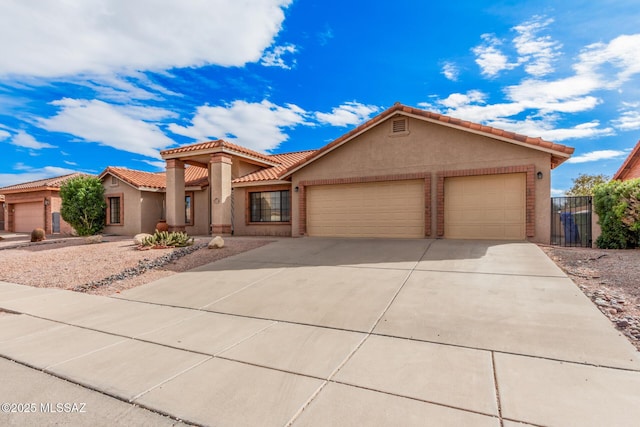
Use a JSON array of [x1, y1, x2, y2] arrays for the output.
[[1, 238, 639, 426]]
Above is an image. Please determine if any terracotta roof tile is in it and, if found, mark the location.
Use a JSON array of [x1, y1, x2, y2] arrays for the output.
[[101, 167, 166, 189], [233, 150, 316, 183], [0, 173, 89, 193], [100, 166, 209, 190], [161, 139, 276, 165], [613, 140, 640, 181], [280, 103, 575, 177]]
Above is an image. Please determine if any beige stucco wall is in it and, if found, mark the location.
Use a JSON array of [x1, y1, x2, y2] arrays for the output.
[[103, 178, 143, 236], [186, 189, 210, 235], [290, 116, 554, 243], [232, 186, 292, 236], [50, 194, 74, 234], [140, 192, 165, 234]]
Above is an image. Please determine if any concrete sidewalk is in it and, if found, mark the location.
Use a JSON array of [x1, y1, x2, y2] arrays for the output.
[[1, 238, 639, 426]]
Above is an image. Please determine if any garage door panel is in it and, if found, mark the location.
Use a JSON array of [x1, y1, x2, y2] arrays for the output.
[[445, 173, 526, 240], [307, 180, 424, 238], [14, 202, 44, 232]]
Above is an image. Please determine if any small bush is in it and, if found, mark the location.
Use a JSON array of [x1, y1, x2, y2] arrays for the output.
[[60, 176, 106, 236], [139, 230, 194, 249], [30, 228, 46, 242], [593, 178, 640, 249]]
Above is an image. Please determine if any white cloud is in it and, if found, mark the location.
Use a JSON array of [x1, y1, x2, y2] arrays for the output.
[[39, 99, 176, 159], [486, 116, 615, 141], [0, 166, 79, 188], [425, 20, 640, 141], [565, 149, 627, 164], [442, 62, 460, 81], [0, 129, 10, 140], [315, 102, 380, 127], [473, 34, 518, 77], [0, 0, 292, 77], [551, 188, 566, 197], [438, 91, 486, 109], [612, 109, 640, 131], [261, 44, 297, 69], [168, 100, 309, 153], [8, 130, 56, 149], [512, 16, 561, 77]]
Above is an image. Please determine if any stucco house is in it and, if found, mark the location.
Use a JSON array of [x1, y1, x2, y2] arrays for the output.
[[0, 173, 84, 234], [160, 104, 574, 243], [99, 166, 210, 235], [613, 140, 640, 181]]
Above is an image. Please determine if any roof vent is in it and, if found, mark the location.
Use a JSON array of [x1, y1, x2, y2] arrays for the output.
[[391, 118, 408, 134]]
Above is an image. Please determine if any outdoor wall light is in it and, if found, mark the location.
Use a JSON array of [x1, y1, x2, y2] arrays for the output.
[[537, 171, 543, 180], [43, 198, 49, 206], [294, 186, 299, 192]]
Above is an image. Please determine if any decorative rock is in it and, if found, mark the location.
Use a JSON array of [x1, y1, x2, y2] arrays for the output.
[[208, 236, 225, 249], [617, 320, 630, 328], [134, 233, 152, 245], [30, 228, 46, 242], [607, 308, 618, 315], [594, 298, 608, 307], [85, 235, 103, 244]]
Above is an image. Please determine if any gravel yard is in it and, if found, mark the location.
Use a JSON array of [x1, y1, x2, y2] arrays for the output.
[[0, 235, 273, 296], [541, 245, 640, 351]]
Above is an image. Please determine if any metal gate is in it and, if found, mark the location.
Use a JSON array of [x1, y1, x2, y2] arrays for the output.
[[551, 196, 592, 247]]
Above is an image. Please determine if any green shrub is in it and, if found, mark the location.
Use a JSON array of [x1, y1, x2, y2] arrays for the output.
[[593, 178, 640, 249], [139, 230, 194, 249], [60, 176, 106, 236]]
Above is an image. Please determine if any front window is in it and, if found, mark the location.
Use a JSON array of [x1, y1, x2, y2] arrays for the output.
[[185, 192, 194, 225], [250, 190, 290, 222], [107, 196, 122, 225]]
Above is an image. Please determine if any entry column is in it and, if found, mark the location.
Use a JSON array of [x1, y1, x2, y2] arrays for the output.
[[166, 159, 186, 232], [210, 153, 232, 234]]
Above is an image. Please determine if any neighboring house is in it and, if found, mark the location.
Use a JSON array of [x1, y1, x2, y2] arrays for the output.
[[0, 194, 5, 231], [613, 140, 640, 181], [161, 104, 575, 243], [99, 166, 210, 235], [0, 173, 84, 234]]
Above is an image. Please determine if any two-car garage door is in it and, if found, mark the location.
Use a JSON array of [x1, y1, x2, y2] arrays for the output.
[[307, 180, 425, 238], [305, 173, 526, 240]]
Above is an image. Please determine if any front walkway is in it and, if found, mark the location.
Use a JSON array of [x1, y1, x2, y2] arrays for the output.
[[1, 239, 639, 426]]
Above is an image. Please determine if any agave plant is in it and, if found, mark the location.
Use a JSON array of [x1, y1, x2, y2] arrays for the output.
[[140, 230, 194, 249]]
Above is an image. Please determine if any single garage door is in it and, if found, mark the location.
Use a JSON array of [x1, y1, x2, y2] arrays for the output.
[[445, 173, 526, 240], [307, 180, 424, 238], [14, 201, 44, 232]]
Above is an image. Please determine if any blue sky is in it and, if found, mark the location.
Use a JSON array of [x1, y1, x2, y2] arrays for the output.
[[1, 0, 639, 194]]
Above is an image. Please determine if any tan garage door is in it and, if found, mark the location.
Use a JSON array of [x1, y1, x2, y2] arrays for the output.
[[14, 202, 44, 232], [445, 173, 525, 240], [307, 180, 424, 238]]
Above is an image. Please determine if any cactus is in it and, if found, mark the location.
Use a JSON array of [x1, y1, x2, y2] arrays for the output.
[[30, 228, 46, 242], [139, 229, 194, 249]]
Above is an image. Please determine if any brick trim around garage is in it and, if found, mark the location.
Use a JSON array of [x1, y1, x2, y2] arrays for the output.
[[298, 173, 432, 237], [436, 164, 536, 238]]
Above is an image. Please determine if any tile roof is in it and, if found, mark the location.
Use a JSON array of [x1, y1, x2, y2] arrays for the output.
[[184, 164, 209, 187], [100, 166, 209, 190], [233, 150, 316, 183], [161, 139, 277, 165], [101, 167, 166, 189], [613, 140, 640, 181], [0, 173, 89, 193], [280, 103, 575, 178]]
